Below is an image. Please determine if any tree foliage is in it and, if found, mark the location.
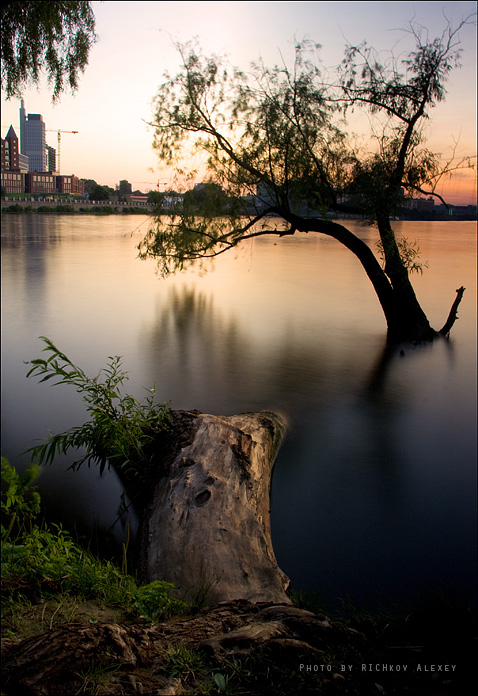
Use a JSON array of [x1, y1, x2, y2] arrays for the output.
[[141, 18, 475, 342], [1, 1, 97, 101], [82, 178, 114, 201]]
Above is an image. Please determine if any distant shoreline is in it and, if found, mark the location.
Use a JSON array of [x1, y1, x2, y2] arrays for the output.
[[1, 199, 476, 221], [1, 199, 154, 215]]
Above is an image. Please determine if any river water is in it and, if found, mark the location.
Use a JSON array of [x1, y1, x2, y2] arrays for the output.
[[1, 214, 476, 610]]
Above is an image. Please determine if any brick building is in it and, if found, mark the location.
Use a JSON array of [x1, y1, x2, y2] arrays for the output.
[[1, 126, 29, 193], [1, 171, 26, 194], [56, 175, 85, 195], [1, 126, 20, 170], [26, 172, 56, 194]]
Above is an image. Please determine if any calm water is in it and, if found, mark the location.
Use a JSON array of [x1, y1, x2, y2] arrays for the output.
[[1, 214, 476, 610]]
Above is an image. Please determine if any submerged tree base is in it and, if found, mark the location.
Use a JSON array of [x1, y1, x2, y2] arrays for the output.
[[384, 285, 466, 344]]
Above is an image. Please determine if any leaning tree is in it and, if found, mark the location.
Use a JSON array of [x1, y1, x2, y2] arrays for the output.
[[140, 19, 475, 343]]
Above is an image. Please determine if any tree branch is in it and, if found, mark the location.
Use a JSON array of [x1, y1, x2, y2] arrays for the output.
[[405, 185, 451, 209], [439, 286, 466, 336]]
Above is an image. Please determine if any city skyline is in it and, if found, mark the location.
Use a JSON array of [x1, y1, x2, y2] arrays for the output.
[[1, 1, 476, 203]]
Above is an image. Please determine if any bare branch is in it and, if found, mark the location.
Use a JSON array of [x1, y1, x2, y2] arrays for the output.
[[440, 286, 466, 336]]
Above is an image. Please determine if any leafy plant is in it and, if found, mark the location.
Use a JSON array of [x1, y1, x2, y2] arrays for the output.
[[376, 236, 429, 275], [133, 580, 187, 621], [1, 457, 41, 540], [1, 460, 187, 628], [214, 672, 230, 692], [25, 337, 172, 484]]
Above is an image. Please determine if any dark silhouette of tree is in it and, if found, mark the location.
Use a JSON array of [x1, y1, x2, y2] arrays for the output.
[[140, 18, 475, 343], [182, 183, 232, 216], [1, 1, 97, 102], [82, 179, 113, 201]]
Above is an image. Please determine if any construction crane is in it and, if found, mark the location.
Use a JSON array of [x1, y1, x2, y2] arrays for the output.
[[46, 129, 78, 174], [133, 181, 169, 190]]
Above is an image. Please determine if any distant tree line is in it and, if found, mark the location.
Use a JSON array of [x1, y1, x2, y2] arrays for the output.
[[81, 179, 115, 201], [81, 179, 148, 201]]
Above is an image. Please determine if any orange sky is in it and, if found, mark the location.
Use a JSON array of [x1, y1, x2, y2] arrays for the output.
[[1, 1, 476, 205]]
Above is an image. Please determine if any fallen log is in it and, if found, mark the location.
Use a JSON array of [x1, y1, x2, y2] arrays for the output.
[[138, 410, 291, 607]]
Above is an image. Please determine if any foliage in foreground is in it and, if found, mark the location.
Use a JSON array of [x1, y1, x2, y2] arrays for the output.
[[25, 337, 172, 487], [1, 0, 97, 102], [1, 457, 186, 637]]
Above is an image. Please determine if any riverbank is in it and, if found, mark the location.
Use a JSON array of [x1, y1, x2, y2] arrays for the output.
[[1, 461, 476, 696], [1, 200, 154, 215], [2, 572, 475, 695], [2, 199, 476, 220]]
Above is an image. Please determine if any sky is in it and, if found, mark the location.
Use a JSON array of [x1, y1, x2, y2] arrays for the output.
[[1, 1, 476, 203]]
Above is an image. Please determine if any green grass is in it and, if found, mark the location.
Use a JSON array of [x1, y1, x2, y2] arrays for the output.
[[1, 458, 187, 642]]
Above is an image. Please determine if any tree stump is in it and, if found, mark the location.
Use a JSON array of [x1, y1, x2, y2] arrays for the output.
[[139, 410, 291, 607]]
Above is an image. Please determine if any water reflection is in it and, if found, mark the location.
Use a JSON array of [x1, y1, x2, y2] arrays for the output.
[[272, 334, 477, 608], [138, 281, 477, 608], [141, 283, 382, 418], [1, 215, 476, 610]]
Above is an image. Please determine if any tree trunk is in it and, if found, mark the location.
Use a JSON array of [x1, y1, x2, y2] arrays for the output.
[[376, 217, 436, 342], [287, 214, 458, 343], [138, 410, 291, 608], [286, 214, 418, 340]]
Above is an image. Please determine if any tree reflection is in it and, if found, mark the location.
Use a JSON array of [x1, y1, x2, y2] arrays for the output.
[[141, 284, 356, 418]]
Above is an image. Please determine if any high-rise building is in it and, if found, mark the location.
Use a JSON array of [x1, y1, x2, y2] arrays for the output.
[[47, 145, 57, 173], [20, 100, 48, 172], [2, 101, 83, 195], [19, 99, 26, 155]]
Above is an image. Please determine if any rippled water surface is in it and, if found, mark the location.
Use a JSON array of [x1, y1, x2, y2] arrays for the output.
[[2, 214, 476, 609]]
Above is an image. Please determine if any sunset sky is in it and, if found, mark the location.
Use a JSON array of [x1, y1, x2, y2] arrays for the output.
[[1, 1, 476, 204]]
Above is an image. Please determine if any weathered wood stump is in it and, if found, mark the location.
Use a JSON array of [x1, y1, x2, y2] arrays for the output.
[[139, 410, 291, 607]]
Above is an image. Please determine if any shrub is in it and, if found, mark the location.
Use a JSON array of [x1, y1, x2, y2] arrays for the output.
[[133, 580, 186, 621], [1, 458, 41, 540], [90, 205, 116, 214], [25, 337, 172, 485], [2, 204, 24, 213]]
